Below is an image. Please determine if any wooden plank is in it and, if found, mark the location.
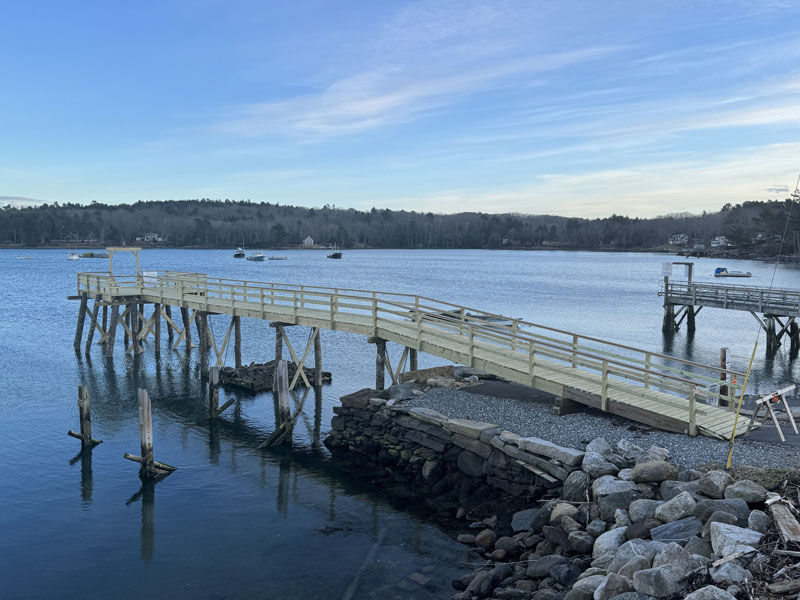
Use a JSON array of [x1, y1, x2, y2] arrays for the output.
[[770, 502, 800, 544]]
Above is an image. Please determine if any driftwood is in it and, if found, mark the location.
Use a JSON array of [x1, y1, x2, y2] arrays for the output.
[[768, 578, 800, 595], [769, 502, 800, 544]]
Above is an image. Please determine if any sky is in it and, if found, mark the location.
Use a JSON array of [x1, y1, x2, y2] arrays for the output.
[[1, 0, 800, 217]]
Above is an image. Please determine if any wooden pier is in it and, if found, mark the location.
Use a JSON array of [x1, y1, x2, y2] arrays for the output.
[[70, 260, 768, 440], [661, 279, 800, 351]]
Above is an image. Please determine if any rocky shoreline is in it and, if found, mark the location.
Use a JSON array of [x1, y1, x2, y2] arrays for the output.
[[325, 370, 800, 600]]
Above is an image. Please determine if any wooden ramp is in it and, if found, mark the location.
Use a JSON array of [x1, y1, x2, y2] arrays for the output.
[[75, 271, 757, 440]]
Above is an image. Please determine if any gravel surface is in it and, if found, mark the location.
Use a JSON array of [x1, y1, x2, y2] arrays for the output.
[[402, 386, 800, 469]]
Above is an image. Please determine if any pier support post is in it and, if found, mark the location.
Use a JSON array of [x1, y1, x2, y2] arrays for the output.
[[314, 327, 322, 387], [196, 312, 208, 375], [409, 348, 418, 371], [84, 295, 101, 355], [766, 316, 778, 351], [375, 338, 386, 391], [105, 305, 119, 357], [73, 292, 88, 351], [165, 305, 174, 344], [131, 302, 142, 355], [686, 305, 696, 334], [153, 304, 161, 353], [790, 321, 800, 352], [102, 305, 108, 334], [234, 315, 242, 368], [180, 307, 192, 348], [68, 386, 102, 447], [208, 366, 220, 418], [274, 325, 284, 361], [661, 304, 675, 333], [274, 359, 291, 426], [124, 306, 131, 348]]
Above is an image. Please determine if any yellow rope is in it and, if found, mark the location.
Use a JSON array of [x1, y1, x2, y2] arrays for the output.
[[726, 340, 758, 470]]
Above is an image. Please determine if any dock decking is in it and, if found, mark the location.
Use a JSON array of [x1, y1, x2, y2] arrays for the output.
[[75, 271, 757, 440]]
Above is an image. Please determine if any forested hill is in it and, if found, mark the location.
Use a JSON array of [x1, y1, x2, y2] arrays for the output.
[[0, 198, 798, 252]]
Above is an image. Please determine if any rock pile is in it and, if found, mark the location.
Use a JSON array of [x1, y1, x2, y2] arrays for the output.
[[451, 438, 774, 600], [219, 360, 331, 391]]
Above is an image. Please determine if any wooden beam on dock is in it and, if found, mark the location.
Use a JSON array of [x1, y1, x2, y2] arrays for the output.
[[73, 292, 88, 351], [84, 295, 101, 355], [234, 315, 242, 368], [105, 304, 119, 357]]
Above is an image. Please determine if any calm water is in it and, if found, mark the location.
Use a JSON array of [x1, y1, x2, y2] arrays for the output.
[[1, 249, 799, 599]]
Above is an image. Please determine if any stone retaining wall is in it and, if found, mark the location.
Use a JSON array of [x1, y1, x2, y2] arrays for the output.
[[324, 388, 586, 518]]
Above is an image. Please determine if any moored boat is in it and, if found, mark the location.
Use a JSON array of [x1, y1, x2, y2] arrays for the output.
[[234, 247, 245, 258], [714, 267, 751, 278], [327, 244, 342, 259], [246, 251, 265, 261]]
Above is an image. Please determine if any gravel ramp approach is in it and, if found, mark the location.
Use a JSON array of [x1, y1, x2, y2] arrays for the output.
[[402, 385, 800, 469]]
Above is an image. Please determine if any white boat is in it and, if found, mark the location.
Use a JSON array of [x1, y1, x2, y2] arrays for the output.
[[67, 251, 80, 261], [714, 267, 751, 278], [246, 251, 265, 262], [233, 247, 245, 258]]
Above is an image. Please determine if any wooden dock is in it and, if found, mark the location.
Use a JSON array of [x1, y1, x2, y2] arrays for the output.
[[662, 279, 800, 350], [73, 269, 760, 440]]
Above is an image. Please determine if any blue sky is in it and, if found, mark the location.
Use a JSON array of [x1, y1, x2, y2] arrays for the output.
[[2, 0, 799, 216]]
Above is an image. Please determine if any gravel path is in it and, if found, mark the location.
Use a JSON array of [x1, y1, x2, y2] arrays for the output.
[[402, 386, 800, 469]]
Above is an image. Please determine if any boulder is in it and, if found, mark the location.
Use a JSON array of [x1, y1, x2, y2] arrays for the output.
[[747, 510, 771, 534], [551, 503, 580, 525], [655, 491, 696, 523], [652, 542, 696, 576], [618, 468, 633, 481], [531, 501, 557, 533], [684, 585, 737, 600], [710, 562, 752, 585], [550, 563, 582, 587], [632, 564, 686, 597], [568, 531, 595, 554], [527, 554, 569, 578], [562, 471, 591, 502], [586, 437, 614, 456], [532, 589, 564, 600], [495, 536, 522, 557], [701, 511, 738, 539], [660, 480, 703, 501], [629, 499, 663, 523], [709, 522, 762, 557], [586, 519, 607, 537], [626, 518, 662, 540], [698, 470, 733, 499], [475, 528, 497, 549], [512, 508, 538, 532], [684, 536, 712, 558], [518, 436, 585, 466], [724, 480, 768, 504], [593, 573, 634, 600], [693, 498, 750, 528], [583, 452, 619, 478], [563, 574, 606, 600], [607, 539, 663, 572], [561, 516, 582, 535], [456, 450, 485, 478], [679, 468, 702, 482], [650, 517, 703, 543], [457, 533, 475, 544], [617, 555, 651, 579], [600, 493, 634, 522], [631, 461, 678, 483], [592, 527, 628, 559], [615, 509, 632, 528], [592, 476, 637, 498]]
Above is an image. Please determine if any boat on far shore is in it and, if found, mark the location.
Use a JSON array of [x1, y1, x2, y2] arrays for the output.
[[714, 267, 751, 278], [246, 251, 264, 261], [327, 244, 342, 259], [234, 247, 245, 258], [67, 251, 80, 261]]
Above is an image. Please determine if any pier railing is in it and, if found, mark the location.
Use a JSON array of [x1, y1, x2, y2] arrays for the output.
[[665, 281, 800, 316], [78, 271, 747, 432]]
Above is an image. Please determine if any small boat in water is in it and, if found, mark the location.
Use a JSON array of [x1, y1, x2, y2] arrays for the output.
[[327, 244, 342, 259], [67, 251, 80, 261], [714, 267, 751, 278], [234, 247, 245, 258], [246, 251, 265, 261], [268, 256, 288, 260]]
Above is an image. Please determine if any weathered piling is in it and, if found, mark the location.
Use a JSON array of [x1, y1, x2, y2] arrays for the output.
[[124, 388, 176, 481], [314, 328, 323, 387], [73, 292, 88, 351], [374, 338, 387, 391], [180, 307, 192, 348], [153, 303, 161, 352], [105, 304, 119, 357], [84, 295, 101, 355], [67, 386, 102, 448], [165, 305, 174, 343], [208, 366, 220, 418], [409, 348, 418, 371], [234, 315, 242, 368], [274, 324, 284, 361]]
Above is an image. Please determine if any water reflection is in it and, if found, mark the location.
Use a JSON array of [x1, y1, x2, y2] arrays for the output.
[[69, 449, 94, 507], [126, 480, 160, 562]]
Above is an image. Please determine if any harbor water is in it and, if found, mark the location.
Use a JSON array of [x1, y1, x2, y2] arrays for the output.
[[1, 249, 798, 599]]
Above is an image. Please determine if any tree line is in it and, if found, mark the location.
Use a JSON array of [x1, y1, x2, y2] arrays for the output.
[[0, 197, 797, 252]]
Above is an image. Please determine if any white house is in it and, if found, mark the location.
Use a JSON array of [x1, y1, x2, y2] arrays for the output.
[[303, 236, 314, 246], [669, 234, 689, 246], [710, 236, 729, 248]]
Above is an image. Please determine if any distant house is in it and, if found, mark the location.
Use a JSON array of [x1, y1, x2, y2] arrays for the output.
[[135, 233, 164, 243], [669, 234, 689, 246], [693, 243, 706, 251], [303, 236, 314, 246], [710, 236, 729, 248]]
